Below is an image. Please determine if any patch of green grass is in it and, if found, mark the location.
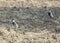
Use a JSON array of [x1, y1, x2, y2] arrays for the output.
[[32, 40, 40, 43], [0, 13, 7, 19], [58, 17, 60, 19]]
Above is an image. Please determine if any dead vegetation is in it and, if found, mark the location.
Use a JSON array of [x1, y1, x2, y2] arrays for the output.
[[0, 27, 60, 43], [0, 0, 60, 7]]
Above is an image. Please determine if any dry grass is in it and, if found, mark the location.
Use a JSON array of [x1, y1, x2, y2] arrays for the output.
[[0, 0, 60, 43], [0, 0, 60, 7], [0, 26, 60, 43]]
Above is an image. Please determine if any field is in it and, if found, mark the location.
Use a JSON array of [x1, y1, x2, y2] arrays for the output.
[[0, 0, 60, 43]]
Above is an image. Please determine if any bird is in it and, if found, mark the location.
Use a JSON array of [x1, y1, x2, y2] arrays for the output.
[[11, 19, 19, 28], [47, 10, 54, 18]]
